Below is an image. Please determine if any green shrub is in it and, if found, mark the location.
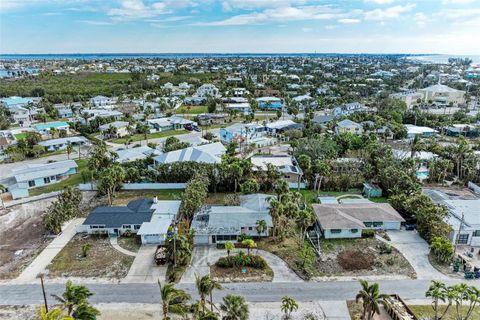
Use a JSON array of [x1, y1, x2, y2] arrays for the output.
[[361, 229, 375, 238], [215, 252, 267, 270]]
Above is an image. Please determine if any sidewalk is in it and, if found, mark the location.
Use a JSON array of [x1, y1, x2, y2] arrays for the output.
[[12, 218, 85, 284]]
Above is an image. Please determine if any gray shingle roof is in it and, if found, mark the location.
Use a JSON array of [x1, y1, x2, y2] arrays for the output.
[[83, 199, 154, 228]]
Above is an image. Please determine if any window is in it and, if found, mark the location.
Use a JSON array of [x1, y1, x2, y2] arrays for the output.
[[456, 234, 469, 245], [330, 229, 342, 234], [364, 222, 372, 228], [216, 235, 237, 241], [90, 225, 105, 229], [43, 177, 51, 184], [122, 225, 132, 229], [373, 222, 383, 228], [50, 176, 56, 181], [473, 230, 480, 237], [350, 229, 359, 233], [28, 180, 35, 187], [248, 227, 253, 231], [134, 225, 141, 230]]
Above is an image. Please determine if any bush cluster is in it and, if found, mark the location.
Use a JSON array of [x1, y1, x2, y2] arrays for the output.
[[215, 252, 267, 269]]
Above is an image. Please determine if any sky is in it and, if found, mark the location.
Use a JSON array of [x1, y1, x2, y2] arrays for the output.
[[1, 0, 480, 54]]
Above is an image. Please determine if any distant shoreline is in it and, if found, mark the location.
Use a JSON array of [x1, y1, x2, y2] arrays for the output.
[[0, 53, 436, 61]]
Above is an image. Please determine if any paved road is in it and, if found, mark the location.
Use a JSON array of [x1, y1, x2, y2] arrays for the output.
[[1, 279, 478, 305], [12, 218, 85, 284]]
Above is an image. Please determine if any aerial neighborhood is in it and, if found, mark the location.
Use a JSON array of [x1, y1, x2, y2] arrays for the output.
[[1, 54, 480, 319]]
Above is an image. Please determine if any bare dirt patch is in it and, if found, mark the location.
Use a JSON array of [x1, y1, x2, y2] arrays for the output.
[[117, 236, 141, 253], [47, 234, 134, 279], [316, 238, 415, 278]]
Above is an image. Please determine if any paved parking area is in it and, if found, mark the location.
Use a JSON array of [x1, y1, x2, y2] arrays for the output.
[[181, 246, 303, 283], [123, 245, 166, 283], [386, 230, 449, 280]]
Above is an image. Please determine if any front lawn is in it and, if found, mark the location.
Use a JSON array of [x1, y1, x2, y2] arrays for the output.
[[409, 305, 480, 320], [48, 234, 134, 278], [298, 189, 362, 204], [112, 189, 183, 205], [176, 105, 208, 114], [117, 236, 141, 253], [29, 159, 89, 196], [111, 130, 189, 144]]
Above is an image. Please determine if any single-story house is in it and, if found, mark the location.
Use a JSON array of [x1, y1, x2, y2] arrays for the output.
[[115, 146, 160, 163], [34, 121, 70, 135], [147, 116, 194, 132], [265, 120, 304, 134], [9, 160, 78, 199], [219, 123, 264, 144], [191, 194, 273, 244], [77, 198, 180, 244], [250, 155, 304, 188], [197, 113, 225, 126], [405, 124, 437, 140], [312, 203, 405, 239], [39, 136, 89, 151], [153, 142, 226, 165], [256, 97, 283, 110], [99, 121, 129, 138], [334, 119, 363, 135]]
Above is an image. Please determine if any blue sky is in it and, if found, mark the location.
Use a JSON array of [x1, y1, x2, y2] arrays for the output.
[[1, 0, 480, 54]]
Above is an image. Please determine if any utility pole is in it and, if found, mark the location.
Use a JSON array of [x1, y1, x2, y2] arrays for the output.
[[454, 212, 465, 252], [40, 274, 48, 313], [173, 225, 178, 267]]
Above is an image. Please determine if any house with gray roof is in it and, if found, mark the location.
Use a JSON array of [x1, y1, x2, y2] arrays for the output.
[[9, 160, 78, 199], [153, 142, 226, 165], [39, 136, 89, 151], [77, 198, 180, 244], [312, 203, 404, 239], [191, 194, 273, 244], [334, 119, 363, 135]]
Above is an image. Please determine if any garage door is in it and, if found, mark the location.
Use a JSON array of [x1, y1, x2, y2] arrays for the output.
[[195, 235, 210, 245], [143, 235, 161, 244]]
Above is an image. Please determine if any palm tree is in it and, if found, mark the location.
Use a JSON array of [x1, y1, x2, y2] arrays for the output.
[[241, 239, 256, 255], [72, 302, 100, 320], [158, 280, 191, 320], [66, 143, 73, 160], [207, 277, 222, 312], [196, 274, 211, 313], [255, 219, 267, 236], [296, 209, 315, 241], [225, 241, 235, 257], [220, 294, 249, 320], [38, 306, 73, 320], [281, 296, 298, 319], [426, 280, 449, 320], [51, 280, 94, 316], [355, 280, 388, 320]]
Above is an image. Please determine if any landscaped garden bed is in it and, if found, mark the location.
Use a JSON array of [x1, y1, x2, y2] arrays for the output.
[[210, 252, 273, 283], [47, 234, 134, 278]]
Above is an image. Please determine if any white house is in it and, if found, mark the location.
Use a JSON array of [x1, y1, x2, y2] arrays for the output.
[[419, 84, 465, 106], [196, 84, 220, 97]]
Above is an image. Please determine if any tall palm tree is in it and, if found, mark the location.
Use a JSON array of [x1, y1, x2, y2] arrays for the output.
[[158, 280, 191, 320], [207, 277, 222, 312], [426, 280, 449, 320], [355, 280, 388, 320], [196, 274, 211, 313], [220, 294, 249, 320], [51, 280, 94, 316]]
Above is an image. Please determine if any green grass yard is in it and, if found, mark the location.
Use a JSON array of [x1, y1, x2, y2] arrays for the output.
[[14, 133, 27, 140], [176, 105, 208, 114], [409, 305, 480, 320], [111, 130, 189, 144], [29, 159, 89, 196]]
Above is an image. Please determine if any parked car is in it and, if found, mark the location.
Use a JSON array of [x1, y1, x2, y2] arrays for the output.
[[154, 245, 167, 265]]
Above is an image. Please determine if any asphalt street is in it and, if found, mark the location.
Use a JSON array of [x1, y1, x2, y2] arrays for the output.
[[1, 279, 478, 305]]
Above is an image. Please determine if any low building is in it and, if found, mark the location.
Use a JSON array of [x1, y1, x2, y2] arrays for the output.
[[78, 198, 180, 244], [419, 84, 465, 106], [256, 97, 283, 110], [153, 142, 226, 165], [191, 194, 273, 244], [115, 146, 160, 163], [9, 160, 78, 199], [335, 119, 363, 135], [333, 102, 371, 117], [312, 203, 405, 239], [197, 113, 225, 126], [389, 90, 423, 109], [90, 95, 115, 107], [219, 123, 264, 144], [196, 84, 220, 97], [39, 136, 89, 151], [250, 155, 304, 188], [265, 120, 303, 134], [147, 116, 194, 132], [99, 121, 130, 138], [34, 121, 70, 135], [405, 124, 437, 140]]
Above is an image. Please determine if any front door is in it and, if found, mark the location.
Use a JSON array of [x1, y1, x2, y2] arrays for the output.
[[212, 235, 216, 244]]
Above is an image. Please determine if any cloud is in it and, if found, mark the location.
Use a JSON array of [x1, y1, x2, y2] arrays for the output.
[[221, 0, 307, 11], [414, 13, 429, 26], [442, 0, 475, 4], [197, 5, 349, 26], [364, 0, 395, 4], [364, 4, 415, 20], [79, 20, 114, 25], [302, 27, 313, 32], [338, 18, 361, 24]]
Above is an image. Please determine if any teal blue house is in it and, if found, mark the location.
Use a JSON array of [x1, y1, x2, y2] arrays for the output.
[[9, 160, 78, 199], [34, 121, 70, 135]]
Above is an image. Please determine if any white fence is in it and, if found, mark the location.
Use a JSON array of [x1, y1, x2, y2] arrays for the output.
[[78, 183, 186, 191], [468, 181, 480, 194]]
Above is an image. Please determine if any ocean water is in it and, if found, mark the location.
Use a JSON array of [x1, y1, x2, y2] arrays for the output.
[[408, 54, 480, 65], [0, 53, 415, 61]]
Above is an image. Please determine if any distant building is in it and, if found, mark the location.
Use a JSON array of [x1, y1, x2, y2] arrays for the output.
[[153, 142, 226, 165], [147, 116, 194, 132], [265, 120, 303, 134], [219, 123, 264, 144], [404, 124, 437, 139], [99, 121, 130, 138], [333, 102, 370, 117], [250, 155, 304, 188], [90, 95, 115, 107], [39, 136, 89, 151], [256, 97, 283, 110], [419, 84, 465, 106], [197, 113, 225, 126], [334, 119, 363, 135], [196, 84, 220, 97], [34, 121, 70, 135]]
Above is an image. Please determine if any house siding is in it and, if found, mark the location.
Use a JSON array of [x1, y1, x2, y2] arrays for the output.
[[324, 228, 361, 239]]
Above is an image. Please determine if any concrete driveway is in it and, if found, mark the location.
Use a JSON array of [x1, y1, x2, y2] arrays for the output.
[[13, 218, 85, 284], [181, 246, 303, 284], [123, 245, 166, 283], [386, 230, 449, 280]]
